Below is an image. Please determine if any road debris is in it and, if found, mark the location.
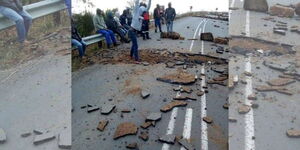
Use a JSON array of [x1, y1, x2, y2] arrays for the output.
[[214, 37, 229, 45], [21, 131, 31, 138], [160, 101, 188, 112], [178, 138, 195, 150], [141, 90, 150, 99], [267, 78, 295, 86], [247, 93, 257, 100], [87, 106, 100, 113], [160, 32, 185, 40], [200, 32, 214, 42], [140, 121, 154, 129], [146, 113, 162, 121], [33, 132, 56, 145], [113, 122, 138, 140], [203, 116, 213, 124], [238, 105, 251, 114], [159, 134, 176, 144], [223, 103, 229, 109], [97, 120, 109, 131], [157, 71, 197, 85], [270, 4, 295, 18], [173, 94, 197, 101], [101, 104, 116, 115], [196, 90, 205, 96], [0, 128, 6, 143], [126, 142, 138, 149], [138, 131, 149, 141], [33, 128, 45, 135], [286, 129, 300, 138]]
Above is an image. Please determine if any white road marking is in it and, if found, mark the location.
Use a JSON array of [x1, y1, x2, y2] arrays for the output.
[[244, 57, 255, 150], [161, 92, 180, 150], [180, 108, 193, 150], [201, 20, 208, 55], [200, 66, 208, 150], [189, 19, 204, 52], [245, 10, 250, 37]]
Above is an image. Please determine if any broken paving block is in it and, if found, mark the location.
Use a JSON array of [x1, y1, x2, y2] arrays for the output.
[[0, 128, 6, 143], [33, 132, 56, 145], [229, 117, 237, 123], [286, 129, 300, 138], [87, 106, 100, 113], [157, 71, 197, 85], [214, 37, 228, 45], [113, 122, 138, 140], [244, 0, 268, 12], [223, 103, 229, 109], [159, 134, 176, 144], [196, 91, 205, 96], [247, 93, 257, 100], [251, 103, 259, 109], [270, 4, 295, 18], [140, 121, 154, 129], [178, 138, 196, 150], [273, 29, 286, 35], [181, 86, 193, 93], [267, 78, 295, 86], [97, 120, 109, 131], [33, 128, 45, 135], [101, 104, 116, 115], [58, 129, 71, 149], [173, 95, 197, 101], [213, 76, 228, 81], [165, 62, 176, 68], [21, 131, 31, 138], [146, 113, 162, 121], [238, 105, 251, 114], [207, 80, 226, 86], [160, 101, 187, 112], [203, 116, 213, 124], [141, 90, 150, 99], [138, 131, 149, 141], [200, 32, 214, 42], [126, 142, 138, 149]]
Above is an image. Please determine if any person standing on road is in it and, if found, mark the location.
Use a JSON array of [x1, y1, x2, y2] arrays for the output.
[[165, 2, 176, 33], [71, 19, 87, 58], [93, 8, 119, 49], [153, 4, 162, 33], [0, 0, 32, 45], [141, 3, 151, 40], [128, 0, 151, 63]]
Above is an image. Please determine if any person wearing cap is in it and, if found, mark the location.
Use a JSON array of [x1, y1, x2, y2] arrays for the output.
[[93, 8, 119, 48]]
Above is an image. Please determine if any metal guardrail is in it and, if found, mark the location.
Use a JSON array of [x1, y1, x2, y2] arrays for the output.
[[82, 34, 104, 45], [0, 0, 66, 30]]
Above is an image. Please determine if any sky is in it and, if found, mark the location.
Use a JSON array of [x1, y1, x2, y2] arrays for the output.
[[73, 0, 228, 14]]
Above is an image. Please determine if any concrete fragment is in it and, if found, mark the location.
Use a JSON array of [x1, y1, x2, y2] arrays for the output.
[[140, 121, 154, 129], [267, 78, 295, 86], [159, 134, 176, 144], [139, 131, 149, 141], [286, 129, 300, 138], [229, 117, 237, 122], [165, 62, 175, 68], [207, 80, 226, 86], [214, 37, 228, 45], [141, 90, 150, 99], [113, 122, 138, 139], [58, 129, 71, 149], [126, 143, 138, 149], [33, 128, 45, 135], [196, 91, 205, 96], [247, 93, 257, 100], [223, 103, 229, 109], [97, 120, 109, 131], [33, 132, 56, 145], [21, 131, 31, 138], [121, 109, 131, 113], [270, 4, 295, 18], [160, 101, 187, 112], [101, 104, 116, 115], [238, 105, 251, 114], [0, 128, 6, 143], [200, 32, 214, 42], [244, 0, 268, 12], [178, 138, 195, 150], [213, 76, 228, 81], [142, 62, 150, 66], [203, 116, 213, 124], [273, 29, 286, 35], [146, 113, 162, 121], [251, 103, 259, 109], [87, 106, 100, 113]]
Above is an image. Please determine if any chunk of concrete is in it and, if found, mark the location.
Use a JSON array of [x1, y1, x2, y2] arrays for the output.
[[161, 101, 187, 112], [87, 106, 100, 113], [238, 105, 251, 114], [97, 120, 109, 131], [126, 142, 138, 149], [295, 3, 300, 16], [159, 134, 176, 144], [21, 131, 31, 138], [270, 4, 295, 18], [113, 122, 138, 140], [138, 131, 149, 141], [247, 93, 257, 100], [200, 32, 214, 42], [178, 138, 195, 150], [0, 128, 6, 143], [33, 132, 56, 145], [58, 129, 71, 149], [141, 90, 150, 99], [286, 129, 300, 138], [267, 78, 295, 86], [146, 113, 162, 121], [33, 128, 45, 135], [101, 105, 116, 115], [140, 121, 154, 129], [203, 116, 213, 124]]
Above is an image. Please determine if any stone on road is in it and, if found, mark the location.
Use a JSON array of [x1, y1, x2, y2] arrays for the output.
[[160, 101, 187, 112], [267, 78, 295, 86], [101, 104, 116, 115], [141, 90, 150, 99], [238, 105, 251, 114], [113, 122, 138, 140], [138, 131, 149, 141], [33, 132, 56, 145], [178, 138, 195, 150], [97, 120, 109, 131], [157, 71, 197, 85], [126, 142, 138, 149], [146, 113, 162, 121], [159, 134, 176, 144], [286, 129, 300, 138], [203, 116, 213, 124]]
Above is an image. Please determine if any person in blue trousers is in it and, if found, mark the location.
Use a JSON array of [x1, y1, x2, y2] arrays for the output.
[[71, 20, 86, 58], [165, 2, 176, 33], [128, 0, 151, 63], [153, 4, 162, 33], [93, 9, 119, 49], [0, 0, 32, 45]]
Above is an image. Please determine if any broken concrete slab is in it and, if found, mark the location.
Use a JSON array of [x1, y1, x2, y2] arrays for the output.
[[141, 90, 150, 99], [214, 37, 229, 45], [33, 128, 45, 135], [97, 120, 109, 131], [203, 116, 213, 124], [146, 112, 162, 121], [213, 76, 228, 81], [157, 71, 197, 85], [58, 129, 71, 149], [140, 121, 154, 129], [173, 95, 197, 101], [270, 4, 295, 18], [251, 103, 259, 109], [101, 104, 116, 115], [238, 105, 251, 114], [229, 117, 237, 122], [244, 0, 268, 12], [160, 101, 188, 112], [20, 131, 31, 138], [196, 91, 205, 96], [267, 78, 296, 86], [273, 29, 286, 35], [126, 142, 138, 149], [138, 131, 149, 141], [159, 134, 176, 144], [255, 85, 285, 92], [247, 93, 257, 100], [178, 138, 195, 150], [87, 106, 100, 113], [113, 122, 138, 140], [207, 80, 226, 86], [33, 132, 56, 145], [286, 129, 300, 138], [165, 62, 176, 68], [200, 32, 214, 42], [0, 128, 6, 143]]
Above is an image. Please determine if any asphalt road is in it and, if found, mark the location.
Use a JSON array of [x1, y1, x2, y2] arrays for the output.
[[0, 50, 71, 149], [72, 16, 229, 150]]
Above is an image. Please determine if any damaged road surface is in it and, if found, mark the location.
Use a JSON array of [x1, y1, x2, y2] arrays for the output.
[[72, 16, 229, 150]]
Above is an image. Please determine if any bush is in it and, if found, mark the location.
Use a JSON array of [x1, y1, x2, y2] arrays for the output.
[[73, 12, 95, 37]]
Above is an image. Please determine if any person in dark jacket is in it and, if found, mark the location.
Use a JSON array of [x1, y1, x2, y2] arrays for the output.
[[71, 19, 87, 58], [0, 0, 32, 45], [120, 9, 130, 30], [105, 12, 129, 43], [165, 2, 176, 33], [141, 3, 151, 40], [153, 4, 162, 33]]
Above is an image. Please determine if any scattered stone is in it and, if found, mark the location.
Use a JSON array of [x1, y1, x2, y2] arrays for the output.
[[181, 86, 193, 93], [196, 91, 205, 96], [216, 46, 224, 54], [247, 93, 257, 100], [0, 128, 6, 143], [87, 106, 100, 113], [159, 134, 176, 144], [251, 103, 259, 109], [126, 142, 138, 149], [121, 109, 131, 113], [229, 117, 237, 122], [101, 105, 116, 115], [160, 101, 188, 112], [214, 37, 229, 45], [161, 32, 185, 40], [277, 89, 293, 95], [200, 32, 214, 42], [21, 131, 31, 138], [255, 85, 285, 92], [223, 103, 229, 109], [157, 71, 197, 85], [203, 116, 213, 124], [58, 129, 71, 149], [286, 129, 300, 138], [33, 128, 45, 135], [175, 61, 185, 65], [97, 120, 109, 131], [33, 132, 56, 145], [273, 29, 286, 35], [213, 76, 228, 81], [178, 138, 195, 150], [238, 105, 251, 114], [173, 95, 197, 101], [140, 121, 153, 129], [139, 131, 149, 141], [141, 90, 150, 99], [142, 62, 150, 66], [207, 80, 226, 86], [244, 71, 252, 76], [146, 113, 162, 121], [241, 79, 247, 84], [270, 4, 295, 18], [166, 62, 176, 68], [113, 122, 138, 139], [267, 78, 295, 86], [244, 0, 268, 12]]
